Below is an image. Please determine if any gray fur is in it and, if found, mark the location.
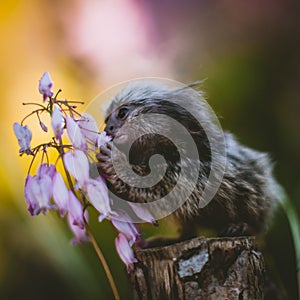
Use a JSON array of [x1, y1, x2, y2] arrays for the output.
[[97, 81, 279, 238]]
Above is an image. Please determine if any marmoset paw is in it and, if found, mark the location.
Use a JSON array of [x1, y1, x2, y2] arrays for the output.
[[96, 142, 113, 174]]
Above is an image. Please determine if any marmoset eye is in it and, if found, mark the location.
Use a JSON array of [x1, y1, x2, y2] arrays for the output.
[[117, 107, 129, 119]]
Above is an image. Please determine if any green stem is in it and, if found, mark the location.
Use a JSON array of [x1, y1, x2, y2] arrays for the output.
[[21, 109, 44, 125], [22, 102, 47, 109], [54, 89, 62, 99], [58, 138, 76, 194], [279, 190, 300, 300], [27, 147, 41, 174], [85, 223, 120, 300], [59, 139, 120, 300], [58, 139, 120, 299]]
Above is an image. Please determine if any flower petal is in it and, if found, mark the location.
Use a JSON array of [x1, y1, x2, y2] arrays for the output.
[[86, 176, 114, 221], [67, 212, 90, 244], [63, 150, 90, 187], [51, 104, 65, 139], [53, 172, 69, 217], [66, 115, 87, 150], [78, 113, 99, 145], [128, 203, 157, 226], [39, 71, 54, 101], [37, 163, 56, 180], [97, 131, 112, 148], [24, 175, 39, 216], [68, 191, 85, 229], [38, 176, 53, 212], [27, 174, 53, 215], [115, 233, 137, 273], [112, 219, 140, 247], [13, 122, 33, 155]]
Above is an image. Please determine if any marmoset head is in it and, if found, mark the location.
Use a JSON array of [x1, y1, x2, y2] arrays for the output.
[[103, 81, 218, 164]]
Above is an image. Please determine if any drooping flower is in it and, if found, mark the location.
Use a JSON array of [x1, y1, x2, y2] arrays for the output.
[[97, 131, 111, 148], [68, 190, 85, 229], [24, 170, 54, 216], [68, 211, 90, 245], [115, 233, 137, 273], [128, 203, 158, 226], [39, 71, 54, 101], [24, 175, 39, 216], [86, 176, 115, 221], [63, 150, 90, 188], [51, 104, 65, 139], [78, 113, 99, 145], [111, 218, 141, 247], [66, 115, 87, 151], [52, 172, 69, 217], [13, 122, 33, 155]]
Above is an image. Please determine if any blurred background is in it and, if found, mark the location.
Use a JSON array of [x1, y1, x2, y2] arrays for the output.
[[0, 0, 299, 299]]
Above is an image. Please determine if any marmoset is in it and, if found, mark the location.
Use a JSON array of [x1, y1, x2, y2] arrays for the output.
[[96, 81, 279, 243]]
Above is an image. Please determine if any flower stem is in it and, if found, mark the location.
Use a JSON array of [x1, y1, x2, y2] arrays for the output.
[[56, 139, 120, 299], [85, 223, 120, 300]]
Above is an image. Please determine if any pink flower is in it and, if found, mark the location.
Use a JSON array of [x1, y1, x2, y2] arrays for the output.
[[52, 172, 69, 217], [86, 176, 115, 221], [13, 122, 33, 155], [97, 131, 111, 148], [78, 113, 99, 145], [39, 71, 54, 101], [68, 191, 85, 229], [110, 209, 143, 248], [63, 150, 90, 187], [112, 219, 140, 247], [24, 171, 54, 216], [129, 203, 157, 226], [66, 115, 87, 150], [115, 233, 137, 273], [68, 212, 90, 245], [51, 104, 65, 139], [24, 175, 39, 215]]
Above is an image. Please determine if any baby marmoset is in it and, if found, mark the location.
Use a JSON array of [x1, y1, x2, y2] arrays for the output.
[[97, 81, 279, 242]]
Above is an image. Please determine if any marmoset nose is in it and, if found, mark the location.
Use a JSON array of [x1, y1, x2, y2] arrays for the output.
[[104, 124, 115, 136]]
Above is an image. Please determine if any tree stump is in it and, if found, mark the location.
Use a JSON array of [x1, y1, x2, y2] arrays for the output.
[[130, 236, 265, 300]]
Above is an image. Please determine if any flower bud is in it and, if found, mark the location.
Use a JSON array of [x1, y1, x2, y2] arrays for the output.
[[115, 233, 137, 273], [51, 105, 64, 139], [13, 122, 33, 155], [39, 71, 54, 101], [39, 121, 48, 132]]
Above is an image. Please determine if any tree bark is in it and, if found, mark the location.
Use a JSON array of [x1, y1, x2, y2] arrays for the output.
[[130, 236, 265, 300]]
